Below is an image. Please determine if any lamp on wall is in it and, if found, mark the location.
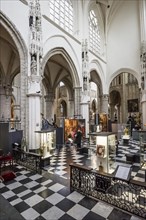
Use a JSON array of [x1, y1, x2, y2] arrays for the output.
[[3, 84, 13, 99], [96, 0, 110, 8], [3, 85, 9, 98], [5, 88, 9, 98]]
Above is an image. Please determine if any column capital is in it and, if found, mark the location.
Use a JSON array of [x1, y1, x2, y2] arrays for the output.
[[0, 84, 13, 97], [74, 86, 82, 90], [44, 93, 55, 102], [101, 94, 109, 99], [68, 98, 74, 102]]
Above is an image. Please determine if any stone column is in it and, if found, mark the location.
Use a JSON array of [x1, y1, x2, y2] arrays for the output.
[[109, 103, 115, 121], [13, 105, 21, 121], [80, 97, 90, 137], [140, 43, 146, 130], [0, 84, 13, 120], [141, 95, 146, 130], [27, 0, 43, 150], [68, 98, 74, 118], [82, 39, 89, 96], [27, 75, 41, 150], [139, 0, 146, 130], [44, 92, 55, 123], [74, 87, 82, 118], [101, 94, 109, 114]]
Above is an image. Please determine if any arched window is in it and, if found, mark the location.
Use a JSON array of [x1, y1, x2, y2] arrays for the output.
[[89, 9, 101, 54], [49, 0, 73, 34]]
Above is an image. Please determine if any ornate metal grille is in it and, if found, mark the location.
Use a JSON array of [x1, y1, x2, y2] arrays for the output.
[[13, 149, 41, 173], [70, 164, 146, 218]]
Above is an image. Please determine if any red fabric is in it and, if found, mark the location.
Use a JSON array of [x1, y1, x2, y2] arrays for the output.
[[0, 155, 13, 161], [1, 171, 16, 182]]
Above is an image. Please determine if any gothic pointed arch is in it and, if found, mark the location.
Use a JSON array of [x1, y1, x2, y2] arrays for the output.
[[0, 12, 28, 131], [109, 68, 140, 90], [42, 47, 80, 89]]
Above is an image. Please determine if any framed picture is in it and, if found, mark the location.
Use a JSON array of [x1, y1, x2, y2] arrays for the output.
[[127, 99, 139, 112], [96, 145, 105, 158], [64, 119, 85, 141]]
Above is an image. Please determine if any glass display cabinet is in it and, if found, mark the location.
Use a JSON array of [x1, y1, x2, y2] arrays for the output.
[[140, 133, 146, 166], [112, 123, 131, 142], [35, 129, 56, 167], [132, 130, 146, 143], [88, 132, 116, 174], [120, 123, 131, 144]]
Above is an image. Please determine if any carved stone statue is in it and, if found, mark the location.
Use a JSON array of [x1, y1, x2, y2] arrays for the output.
[[31, 56, 37, 75], [124, 127, 129, 135]]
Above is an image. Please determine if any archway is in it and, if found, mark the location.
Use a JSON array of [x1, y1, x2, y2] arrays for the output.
[[42, 49, 80, 126], [109, 90, 121, 122], [109, 72, 140, 124], [0, 12, 28, 135]]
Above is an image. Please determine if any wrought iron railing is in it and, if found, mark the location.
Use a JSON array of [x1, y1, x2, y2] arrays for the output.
[[70, 163, 146, 218], [13, 149, 42, 173]]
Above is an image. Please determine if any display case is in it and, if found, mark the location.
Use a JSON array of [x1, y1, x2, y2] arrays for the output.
[[35, 129, 56, 167], [139, 131, 146, 142], [140, 134, 146, 166], [88, 132, 116, 174], [112, 123, 131, 141], [132, 130, 146, 142]]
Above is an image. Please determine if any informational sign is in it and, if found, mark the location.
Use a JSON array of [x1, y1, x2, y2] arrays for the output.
[[114, 165, 132, 181]]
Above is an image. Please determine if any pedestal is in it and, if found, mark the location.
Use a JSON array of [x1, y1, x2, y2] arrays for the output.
[[40, 155, 52, 168], [122, 135, 130, 145]]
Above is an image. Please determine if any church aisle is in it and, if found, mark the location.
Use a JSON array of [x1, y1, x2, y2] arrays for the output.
[[0, 139, 145, 220]]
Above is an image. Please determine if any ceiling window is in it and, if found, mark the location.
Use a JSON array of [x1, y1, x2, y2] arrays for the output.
[[49, 0, 73, 34], [89, 9, 101, 54]]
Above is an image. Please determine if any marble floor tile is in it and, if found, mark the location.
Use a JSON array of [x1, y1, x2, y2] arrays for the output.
[[48, 183, 65, 192], [24, 194, 43, 207], [24, 180, 39, 189], [17, 189, 32, 198], [21, 207, 40, 220], [42, 206, 65, 220], [67, 191, 85, 203], [56, 198, 75, 212], [67, 203, 89, 220], [46, 192, 64, 205], [2, 190, 16, 199], [91, 201, 114, 218], [32, 200, 53, 214]]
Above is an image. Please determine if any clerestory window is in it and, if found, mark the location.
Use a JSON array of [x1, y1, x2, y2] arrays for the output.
[[49, 0, 73, 34], [89, 9, 101, 54]]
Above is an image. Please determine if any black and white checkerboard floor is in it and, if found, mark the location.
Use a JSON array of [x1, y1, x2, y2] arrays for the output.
[[0, 165, 143, 220], [0, 140, 145, 220], [44, 140, 146, 182]]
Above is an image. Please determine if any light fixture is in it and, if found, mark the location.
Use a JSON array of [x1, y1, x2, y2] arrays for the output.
[[96, 0, 110, 8]]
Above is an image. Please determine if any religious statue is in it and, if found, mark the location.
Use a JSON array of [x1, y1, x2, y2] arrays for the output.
[[31, 56, 37, 75], [124, 127, 129, 135]]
